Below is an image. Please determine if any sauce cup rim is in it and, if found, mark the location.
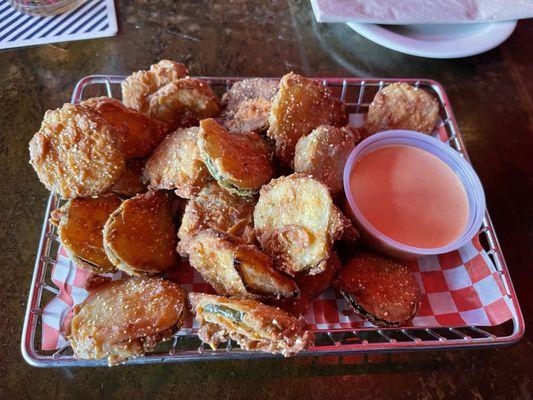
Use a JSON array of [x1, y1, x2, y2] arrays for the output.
[[343, 129, 486, 256]]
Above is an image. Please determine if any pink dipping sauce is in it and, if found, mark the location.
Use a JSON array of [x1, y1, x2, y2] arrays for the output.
[[350, 145, 469, 249]]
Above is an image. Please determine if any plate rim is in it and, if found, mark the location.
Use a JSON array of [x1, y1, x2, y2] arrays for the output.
[[346, 21, 517, 58]]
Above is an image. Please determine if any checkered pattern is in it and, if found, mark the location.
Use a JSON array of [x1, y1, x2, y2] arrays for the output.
[[42, 236, 516, 350], [40, 117, 516, 350]]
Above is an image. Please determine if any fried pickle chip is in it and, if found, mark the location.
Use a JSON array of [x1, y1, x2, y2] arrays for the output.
[[221, 78, 278, 133], [50, 195, 122, 273], [294, 125, 358, 195], [69, 276, 187, 365], [143, 127, 211, 199], [188, 229, 298, 300], [110, 158, 147, 197], [366, 82, 439, 136], [267, 73, 348, 166], [29, 103, 125, 198], [336, 252, 420, 327], [198, 118, 273, 196], [270, 252, 341, 316], [82, 97, 168, 160], [189, 292, 314, 356], [103, 191, 179, 275], [121, 60, 189, 114], [148, 78, 220, 130], [254, 174, 355, 276], [177, 182, 256, 256]]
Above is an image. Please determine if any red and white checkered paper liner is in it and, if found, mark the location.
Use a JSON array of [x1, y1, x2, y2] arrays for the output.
[[41, 234, 516, 350], [40, 119, 516, 350]]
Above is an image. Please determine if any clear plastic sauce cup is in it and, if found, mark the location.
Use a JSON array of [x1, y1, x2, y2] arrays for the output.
[[343, 130, 486, 260]]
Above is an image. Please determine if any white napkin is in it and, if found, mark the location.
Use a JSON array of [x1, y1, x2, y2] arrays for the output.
[[311, 0, 533, 24]]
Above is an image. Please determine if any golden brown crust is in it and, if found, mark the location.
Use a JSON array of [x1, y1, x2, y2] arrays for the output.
[[121, 60, 189, 114], [177, 182, 256, 256], [188, 229, 298, 300], [81, 97, 168, 160], [198, 118, 273, 196], [29, 103, 125, 199], [336, 252, 420, 326], [54, 195, 122, 274], [69, 276, 187, 365], [103, 191, 179, 275], [110, 158, 147, 197], [225, 99, 272, 133], [143, 127, 211, 199], [148, 78, 220, 130], [328, 206, 359, 243], [269, 252, 341, 315], [267, 73, 348, 166], [253, 174, 355, 276], [189, 292, 314, 357], [366, 82, 439, 135], [221, 78, 278, 133], [294, 125, 357, 194]]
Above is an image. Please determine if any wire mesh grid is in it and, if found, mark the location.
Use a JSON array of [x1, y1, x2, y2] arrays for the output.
[[21, 76, 525, 367]]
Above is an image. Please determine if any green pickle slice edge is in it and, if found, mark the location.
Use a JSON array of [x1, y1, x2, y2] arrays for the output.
[[203, 304, 245, 323]]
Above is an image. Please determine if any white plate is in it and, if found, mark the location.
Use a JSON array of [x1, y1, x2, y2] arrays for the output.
[[346, 21, 517, 59]]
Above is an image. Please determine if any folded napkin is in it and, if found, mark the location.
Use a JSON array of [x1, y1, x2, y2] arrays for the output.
[[311, 0, 533, 24]]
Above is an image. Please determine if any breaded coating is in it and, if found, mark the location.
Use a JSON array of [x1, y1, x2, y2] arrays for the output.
[[336, 252, 420, 327], [332, 98, 350, 127], [82, 97, 168, 160], [177, 182, 256, 256], [143, 127, 211, 199], [110, 158, 147, 197], [294, 252, 341, 301], [267, 73, 348, 166], [121, 61, 219, 131], [121, 60, 189, 114], [270, 252, 341, 316], [103, 191, 179, 275], [366, 82, 439, 135], [148, 78, 220, 130], [221, 78, 278, 133], [189, 292, 314, 357], [294, 125, 358, 194], [50, 195, 122, 274], [198, 118, 273, 196], [69, 276, 187, 365], [29, 103, 125, 199], [254, 174, 355, 276], [188, 229, 298, 300]]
